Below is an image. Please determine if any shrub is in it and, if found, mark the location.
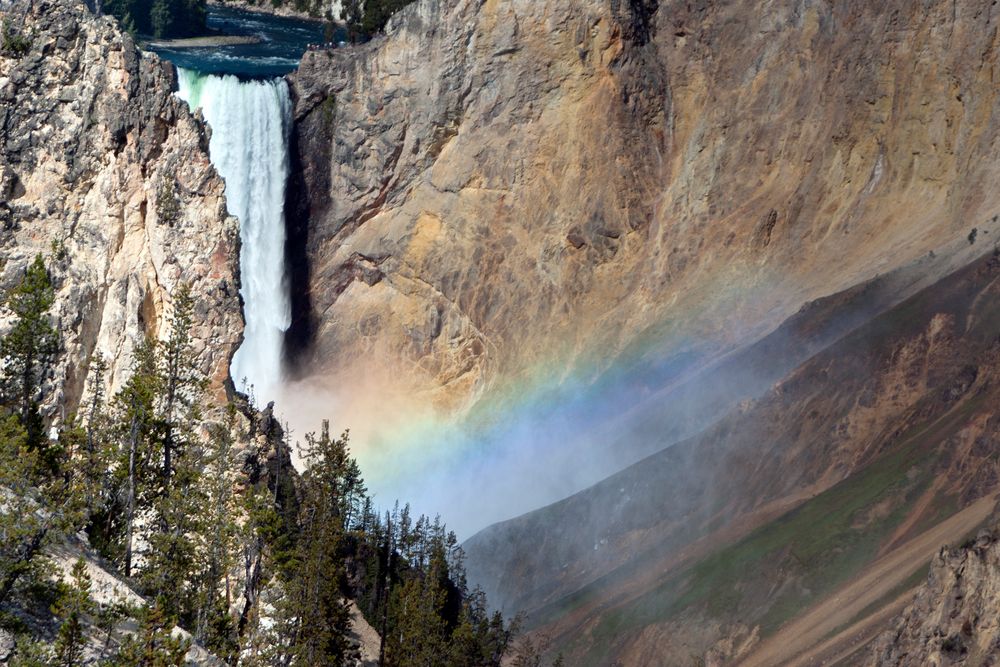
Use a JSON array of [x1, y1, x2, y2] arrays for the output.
[[2, 21, 31, 58]]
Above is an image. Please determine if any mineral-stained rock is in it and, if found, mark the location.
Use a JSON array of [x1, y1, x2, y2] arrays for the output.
[[0, 0, 242, 414], [288, 0, 1000, 420], [867, 530, 1000, 666]]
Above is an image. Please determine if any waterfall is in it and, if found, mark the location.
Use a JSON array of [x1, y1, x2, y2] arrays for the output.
[[175, 68, 292, 405]]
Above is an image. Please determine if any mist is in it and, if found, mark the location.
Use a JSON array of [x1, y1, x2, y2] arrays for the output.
[[264, 233, 990, 540], [274, 329, 775, 538]]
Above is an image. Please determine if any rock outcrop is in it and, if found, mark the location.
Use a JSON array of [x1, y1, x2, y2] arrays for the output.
[[868, 529, 1000, 666], [288, 0, 1000, 421], [0, 0, 242, 413]]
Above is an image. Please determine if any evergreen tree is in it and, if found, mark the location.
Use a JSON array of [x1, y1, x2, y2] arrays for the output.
[[343, 0, 363, 41], [51, 558, 95, 667], [191, 411, 240, 661], [96, 596, 132, 663], [276, 424, 356, 665], [150, 0, 176, 38], [159, 283, 204, 485], [111, 338, 162, 578], [385, 572, 449, 667], [143, 285, 209, 620], [8, 636, 54, 667], [80, 354, 114, 516], [0, 415, 87, 607], [0, 254, 58, 460], [104, 0, 145, 33], [141, 442, 203, 621], [106, 0, 208, 38], [361, 0, 412, 35], [112, 598, 190, 667]]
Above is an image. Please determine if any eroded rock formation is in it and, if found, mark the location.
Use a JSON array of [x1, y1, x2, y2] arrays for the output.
[[868, 529, 1000, 666], [0, 0, 242, 413]]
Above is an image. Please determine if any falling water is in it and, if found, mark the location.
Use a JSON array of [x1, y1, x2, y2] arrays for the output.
[[175, 68, 292, 405]]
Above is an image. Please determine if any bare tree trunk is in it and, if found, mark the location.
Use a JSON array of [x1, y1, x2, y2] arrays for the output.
[[124, 411, 139, 578]]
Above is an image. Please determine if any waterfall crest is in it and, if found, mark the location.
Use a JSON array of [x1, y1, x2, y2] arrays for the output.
[[176, 68, 292, 405]]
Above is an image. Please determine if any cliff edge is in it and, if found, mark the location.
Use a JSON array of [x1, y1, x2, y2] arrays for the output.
[[0, 0, 242, 412]]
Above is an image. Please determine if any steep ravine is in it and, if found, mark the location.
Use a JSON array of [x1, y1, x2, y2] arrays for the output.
[[464, 239, 1000, 664]]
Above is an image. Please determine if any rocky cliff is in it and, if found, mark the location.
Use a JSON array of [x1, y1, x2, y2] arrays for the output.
[[868, 528, 1000, 666], [284, 3, 1000, 658], [0, 0, 242, 413], [288, 0, 1000, 423]]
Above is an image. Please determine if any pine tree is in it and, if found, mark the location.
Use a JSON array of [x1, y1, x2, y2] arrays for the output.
[[80, 354, 114, 516], [276, 424, 356, 666], [160, 283, 203, 486], [141, 444, 203, 620], [343, 0, 363, 41], [111, 338, 162, 578], [191, 411, 240, 661], [96, 596, 132, 663], [0, 254, 58, 461], [0, 415, 87, 607], [8, 636, 54, 667], [385, 573, 449, 667], [107, 0, 207, 37], [112, 598, 190, 667], [141, 284, 210, 620], [150, 0, 176, 38], [52, 558, 95, 667]]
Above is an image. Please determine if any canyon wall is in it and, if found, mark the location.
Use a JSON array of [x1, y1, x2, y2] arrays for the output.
[[288, 0, 1000, 419], [283, 0, 1000, 659], [464, 229, 1000, 664], [0, 0, 242, 414]]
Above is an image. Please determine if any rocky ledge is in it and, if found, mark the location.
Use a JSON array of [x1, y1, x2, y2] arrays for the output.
[[869, 527, 1000, 665]]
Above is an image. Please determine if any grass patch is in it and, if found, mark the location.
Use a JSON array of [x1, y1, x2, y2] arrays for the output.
[[584, 437, 938, 661]]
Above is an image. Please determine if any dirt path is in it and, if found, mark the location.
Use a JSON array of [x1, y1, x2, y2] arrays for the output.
[[737, 495, 996, 667]]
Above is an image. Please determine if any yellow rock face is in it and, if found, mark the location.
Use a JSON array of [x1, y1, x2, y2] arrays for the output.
[[288, 0, 1000, 429]]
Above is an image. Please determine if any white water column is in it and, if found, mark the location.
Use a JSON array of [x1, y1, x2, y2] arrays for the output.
[[176, 68, 293, 405]]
